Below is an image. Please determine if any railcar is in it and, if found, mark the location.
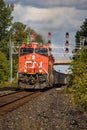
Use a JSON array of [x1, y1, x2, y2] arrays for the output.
[[18, 41, 54, 89], [53, 70, 68, 86]]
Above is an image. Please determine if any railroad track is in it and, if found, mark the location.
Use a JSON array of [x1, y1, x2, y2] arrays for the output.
[[0, 90, 42, 116], [0, 89, 22, 97]]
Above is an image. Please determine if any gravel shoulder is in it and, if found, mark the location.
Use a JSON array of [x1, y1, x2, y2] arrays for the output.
[[0, 87, 87, 130]]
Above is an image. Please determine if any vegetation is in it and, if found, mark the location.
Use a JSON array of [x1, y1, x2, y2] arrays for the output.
[[10, 22, 44, 44], [67, 19, 87, 110], [0, 0, 14, 85], [75, 19, 87, 46], [0, 51, 10, 84]]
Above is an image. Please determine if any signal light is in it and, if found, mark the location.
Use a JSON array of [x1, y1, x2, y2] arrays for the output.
[[48, 40, 51, 44], [65, 48, 69, 53], [66, 32, 69, 39], [65, 32, 69, 53], [48, 32, 51, 38], [31, 34, 35, 38], [65, 40, 69, 46], [30, 34, 35, 42]]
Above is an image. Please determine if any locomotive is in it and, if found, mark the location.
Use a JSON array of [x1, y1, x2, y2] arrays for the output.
[[18, 36, 54, 89]]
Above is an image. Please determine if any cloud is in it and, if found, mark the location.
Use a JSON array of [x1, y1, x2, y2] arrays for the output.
[[5, 1, 87, 50], [5, 0, 87, 10], [12, 4, 86, 33], [5, 0, 87, 37], [4, 0, 87, 43]]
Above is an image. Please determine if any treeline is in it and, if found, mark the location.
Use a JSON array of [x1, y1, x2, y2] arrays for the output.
[[67, 19, 87, 111], [0, 0, 44, 85]]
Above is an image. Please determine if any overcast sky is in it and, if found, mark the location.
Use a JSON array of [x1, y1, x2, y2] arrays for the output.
[[4, 0, 87, 73]]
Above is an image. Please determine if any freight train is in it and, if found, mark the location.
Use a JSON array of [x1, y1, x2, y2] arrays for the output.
[[18, 39, 54, 89], [53, 70, 68, 86]]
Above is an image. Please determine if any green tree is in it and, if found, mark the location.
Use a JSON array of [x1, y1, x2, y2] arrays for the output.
[[10, 22, 44, 44], [0, 51, 10, 84], [80, 18, 87, 37], [0, 0, 13, 85], [75, 19, 87, 48], [0, 0, 14, 57], [0, 0, 14, 41], [26, 27, 44, 44], [68, 48, 87, 110], [10, 22, 27, 44]]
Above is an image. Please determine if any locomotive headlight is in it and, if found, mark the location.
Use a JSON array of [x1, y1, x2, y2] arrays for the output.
[[39, 69, 42, 73], [24, 69, 27, 73]]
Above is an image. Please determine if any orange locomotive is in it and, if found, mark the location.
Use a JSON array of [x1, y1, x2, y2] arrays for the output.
[[18, 40, 54, 89]]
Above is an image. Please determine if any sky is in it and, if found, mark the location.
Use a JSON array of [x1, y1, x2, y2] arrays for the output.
[[4, 0, 87, 73]]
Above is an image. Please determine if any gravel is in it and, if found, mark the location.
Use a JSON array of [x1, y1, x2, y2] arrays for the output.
[[0, 87, 87, 130]]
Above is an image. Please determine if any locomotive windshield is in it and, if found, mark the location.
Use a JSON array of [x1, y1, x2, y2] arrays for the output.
[[35, 48, 48, 56], [20, 48, 34, 56]]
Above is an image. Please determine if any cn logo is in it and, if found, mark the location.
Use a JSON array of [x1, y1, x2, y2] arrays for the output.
[[25, 61, 36, 68], [25, 61, 43, 69]]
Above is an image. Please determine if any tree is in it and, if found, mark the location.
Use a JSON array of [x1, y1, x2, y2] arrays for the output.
[[80, 18, 87, 37], [67, 19, 87, 110], [0, 51, 10, 84], [67, 48, 87, 110], [10, 22, 44, 44], [75, 19, 87, 49], [0, 0, 13, 85], [10, 22, 27, 44], [0, 0, 14, 58], [0, 0, 14, 41]]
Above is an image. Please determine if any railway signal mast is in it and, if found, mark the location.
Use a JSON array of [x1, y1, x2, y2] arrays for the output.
[[65, 32, 69, 53], [47, 32, 51, 45]]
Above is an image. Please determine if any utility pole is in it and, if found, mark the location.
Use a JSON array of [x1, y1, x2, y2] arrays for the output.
[[9, 33, 13, 83], [9, 32, 19, 83]]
